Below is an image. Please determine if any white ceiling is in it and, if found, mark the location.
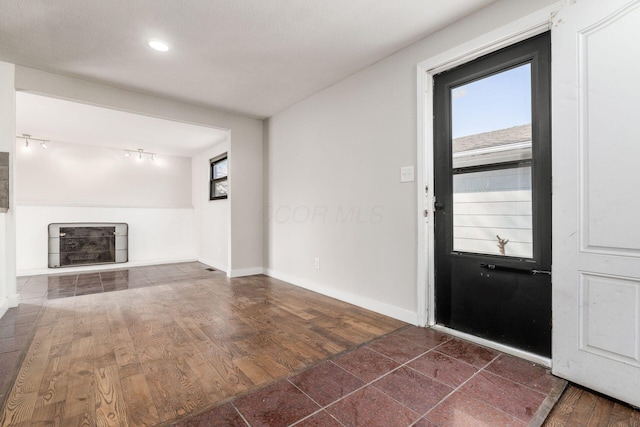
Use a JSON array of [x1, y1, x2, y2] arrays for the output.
[[16, 92, 228, 157], [0, 0, 496, 119]]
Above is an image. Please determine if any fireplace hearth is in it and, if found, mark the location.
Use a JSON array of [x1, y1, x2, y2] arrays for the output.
[[48, 223, 128, 268]]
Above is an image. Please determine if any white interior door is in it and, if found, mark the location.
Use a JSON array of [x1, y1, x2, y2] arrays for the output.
[[552, 0, 640, 407]]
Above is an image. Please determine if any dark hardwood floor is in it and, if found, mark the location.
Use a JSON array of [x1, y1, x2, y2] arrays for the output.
[[1, 262, 639, 426], [0, 263, 405, 426]]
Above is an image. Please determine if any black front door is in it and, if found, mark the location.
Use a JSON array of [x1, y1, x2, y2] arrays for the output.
[[433, 32, 552, 357]]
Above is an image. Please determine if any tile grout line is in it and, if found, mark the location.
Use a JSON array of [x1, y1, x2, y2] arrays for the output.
[[347, 336, 495, 424], [473, 353, 556, 425], [418, 351, 503, 424], [231, 401, 252, 427], [473, 357, 557, 425], [482, 359, 552, 399], [285, 339, 459, 427], [427, 350, 548, 426], [281, 345, 432, 426], [363, 341, 459, 418], [287, 360, 418, 427], [300, 334, 505, 426], [286, 378, 347, 427]]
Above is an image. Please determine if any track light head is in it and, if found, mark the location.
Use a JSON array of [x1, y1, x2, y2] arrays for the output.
[[22, 134, 31, 149]]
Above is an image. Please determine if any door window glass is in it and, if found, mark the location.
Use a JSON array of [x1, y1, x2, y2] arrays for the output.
[[450, 64, 533, 258], [453, 165, 532, 258], [452, 64, 531, 142]]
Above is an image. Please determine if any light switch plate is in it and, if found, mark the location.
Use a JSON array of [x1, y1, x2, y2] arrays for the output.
[[400, 166, 415, 183]]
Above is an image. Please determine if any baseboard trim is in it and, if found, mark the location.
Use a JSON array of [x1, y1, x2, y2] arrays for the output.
[[196, 258, 227, 274], [228, 267, 264, 278], [431, 325, 552, 367], [0, 293, 18, 317], [264, 269, 418, 325], [0, 299, 8, 319], [18, 258, 199, 277], [7, 293, 19, 308]]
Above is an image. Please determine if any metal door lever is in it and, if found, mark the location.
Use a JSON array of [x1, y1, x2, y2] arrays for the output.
[[532, 269, 552, 275], [480, 263, 551, 276]]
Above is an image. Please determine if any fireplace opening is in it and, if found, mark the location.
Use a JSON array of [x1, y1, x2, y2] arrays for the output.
[[60, 226, 115, 266], [49, 223, 128, 268]]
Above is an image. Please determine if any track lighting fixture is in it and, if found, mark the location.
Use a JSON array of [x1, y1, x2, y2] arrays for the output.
[[123, 148, 157, 162], [17, 134, 49, 150]]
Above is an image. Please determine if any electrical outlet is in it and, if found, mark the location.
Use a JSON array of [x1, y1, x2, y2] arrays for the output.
[[314, 257, 320, 269]]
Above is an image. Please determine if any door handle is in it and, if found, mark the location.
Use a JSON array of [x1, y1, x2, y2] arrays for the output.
[[532, 269, 552, 275], [480, 263, 551, 276], [434, 201, 444, 210], [480, 263, 531, 274]]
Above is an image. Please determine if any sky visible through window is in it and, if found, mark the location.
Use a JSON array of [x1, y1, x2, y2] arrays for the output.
[[451, 63, 531, 139]]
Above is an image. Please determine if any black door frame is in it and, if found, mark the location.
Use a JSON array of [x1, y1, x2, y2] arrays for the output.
[[432, 32, 552, 357]]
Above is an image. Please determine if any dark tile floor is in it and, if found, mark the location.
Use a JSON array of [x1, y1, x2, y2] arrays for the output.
[[44, 263, 217, 299], [170, 327, 565, 427]]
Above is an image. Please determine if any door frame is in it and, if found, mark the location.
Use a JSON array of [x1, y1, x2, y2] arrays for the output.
[[415, 2, 562, 366]]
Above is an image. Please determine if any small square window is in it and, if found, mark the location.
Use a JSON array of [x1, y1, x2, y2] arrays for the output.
[[210, 154, 228, 200]]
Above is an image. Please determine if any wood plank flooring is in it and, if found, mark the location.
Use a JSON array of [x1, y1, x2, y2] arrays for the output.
[[0, 264, 405, 426], [3, 263, 640, 426], [543, 384, 640, 427]]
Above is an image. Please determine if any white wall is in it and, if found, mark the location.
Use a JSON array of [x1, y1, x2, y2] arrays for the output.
[[14, 66, 264, 275], [228, 124, 265, 277], [16, 139, 192, 208], [14, 139, 195, 274], [0, 62, 17, 316], [192, 137, 230, 272], [265, 0, 557, 324], [16, 206, 194, 274]]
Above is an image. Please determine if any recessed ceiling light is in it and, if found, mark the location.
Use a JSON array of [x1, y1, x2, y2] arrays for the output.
[[148, 39, 169, 52]]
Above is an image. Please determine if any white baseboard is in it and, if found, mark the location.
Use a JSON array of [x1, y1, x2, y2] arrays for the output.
[[17, 258, 199, 277], [431, 325, 552, 368], [0, 299, 8, 319], [228, 267, 264, 278], [264, 269, 418, 325], [7, 293, 19, 308], [0, 293, 18, 317], [196, 258, 227, 274]]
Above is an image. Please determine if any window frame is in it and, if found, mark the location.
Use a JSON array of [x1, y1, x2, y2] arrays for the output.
[[209, 153, 228, 201]]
